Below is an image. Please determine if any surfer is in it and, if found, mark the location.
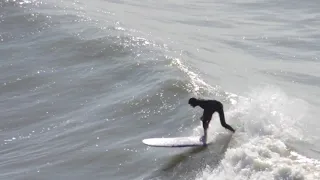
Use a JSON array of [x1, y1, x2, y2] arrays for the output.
[[188, 97, 235, 144]]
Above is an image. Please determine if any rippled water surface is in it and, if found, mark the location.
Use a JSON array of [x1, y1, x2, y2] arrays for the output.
[[1, 0, 320, 179]]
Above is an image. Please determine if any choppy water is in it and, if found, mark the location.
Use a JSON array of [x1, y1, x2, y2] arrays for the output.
[[1, 0, 320, 180]]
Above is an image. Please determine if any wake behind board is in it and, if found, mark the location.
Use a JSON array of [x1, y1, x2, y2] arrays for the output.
[[142, 136, 210, 147]]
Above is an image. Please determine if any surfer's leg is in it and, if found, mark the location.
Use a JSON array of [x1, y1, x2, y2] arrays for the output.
[[201, 117, 212, 144], [200, 111, 213, 144], [201, 121, 208, 143]]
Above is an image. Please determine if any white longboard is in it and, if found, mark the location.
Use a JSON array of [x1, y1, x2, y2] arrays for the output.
[[142, 136, 209, 147]]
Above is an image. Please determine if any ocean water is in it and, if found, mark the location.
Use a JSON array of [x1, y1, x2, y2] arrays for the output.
[[1, 0, 320, 180]]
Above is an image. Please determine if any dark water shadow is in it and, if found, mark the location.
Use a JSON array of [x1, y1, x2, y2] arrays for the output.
[[160, 145, 209, 171], [146, 133, 233, 180]]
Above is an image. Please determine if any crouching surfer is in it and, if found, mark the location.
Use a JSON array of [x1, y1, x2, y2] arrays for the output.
[[188, 97, 235, 144]]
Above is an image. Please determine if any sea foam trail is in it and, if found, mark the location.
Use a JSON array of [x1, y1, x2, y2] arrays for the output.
[[198, 137, 320, 180], [193, 86, 320, 180]]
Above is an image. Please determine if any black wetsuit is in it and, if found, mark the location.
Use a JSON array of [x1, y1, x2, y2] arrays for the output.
[[197, 99, 235, 133]]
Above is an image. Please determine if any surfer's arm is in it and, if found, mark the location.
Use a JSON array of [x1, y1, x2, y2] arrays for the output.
[[217, 105, 235, 133]]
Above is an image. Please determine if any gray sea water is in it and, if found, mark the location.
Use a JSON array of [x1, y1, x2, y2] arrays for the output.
[[1, 0, 320, 179]]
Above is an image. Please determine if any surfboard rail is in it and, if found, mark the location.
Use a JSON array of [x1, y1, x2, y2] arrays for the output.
[[142, 136, 209, 147]]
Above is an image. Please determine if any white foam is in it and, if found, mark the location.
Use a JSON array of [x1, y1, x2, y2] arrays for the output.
[[167, 54, 319, 180], [169, 57, 216, 96], [193, 85, 320, 180], [228, 85, 308, 140], [196, 137, 320, 180]]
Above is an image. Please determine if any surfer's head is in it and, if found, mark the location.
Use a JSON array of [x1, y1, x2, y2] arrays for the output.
[[188, 97, 198, 107]]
